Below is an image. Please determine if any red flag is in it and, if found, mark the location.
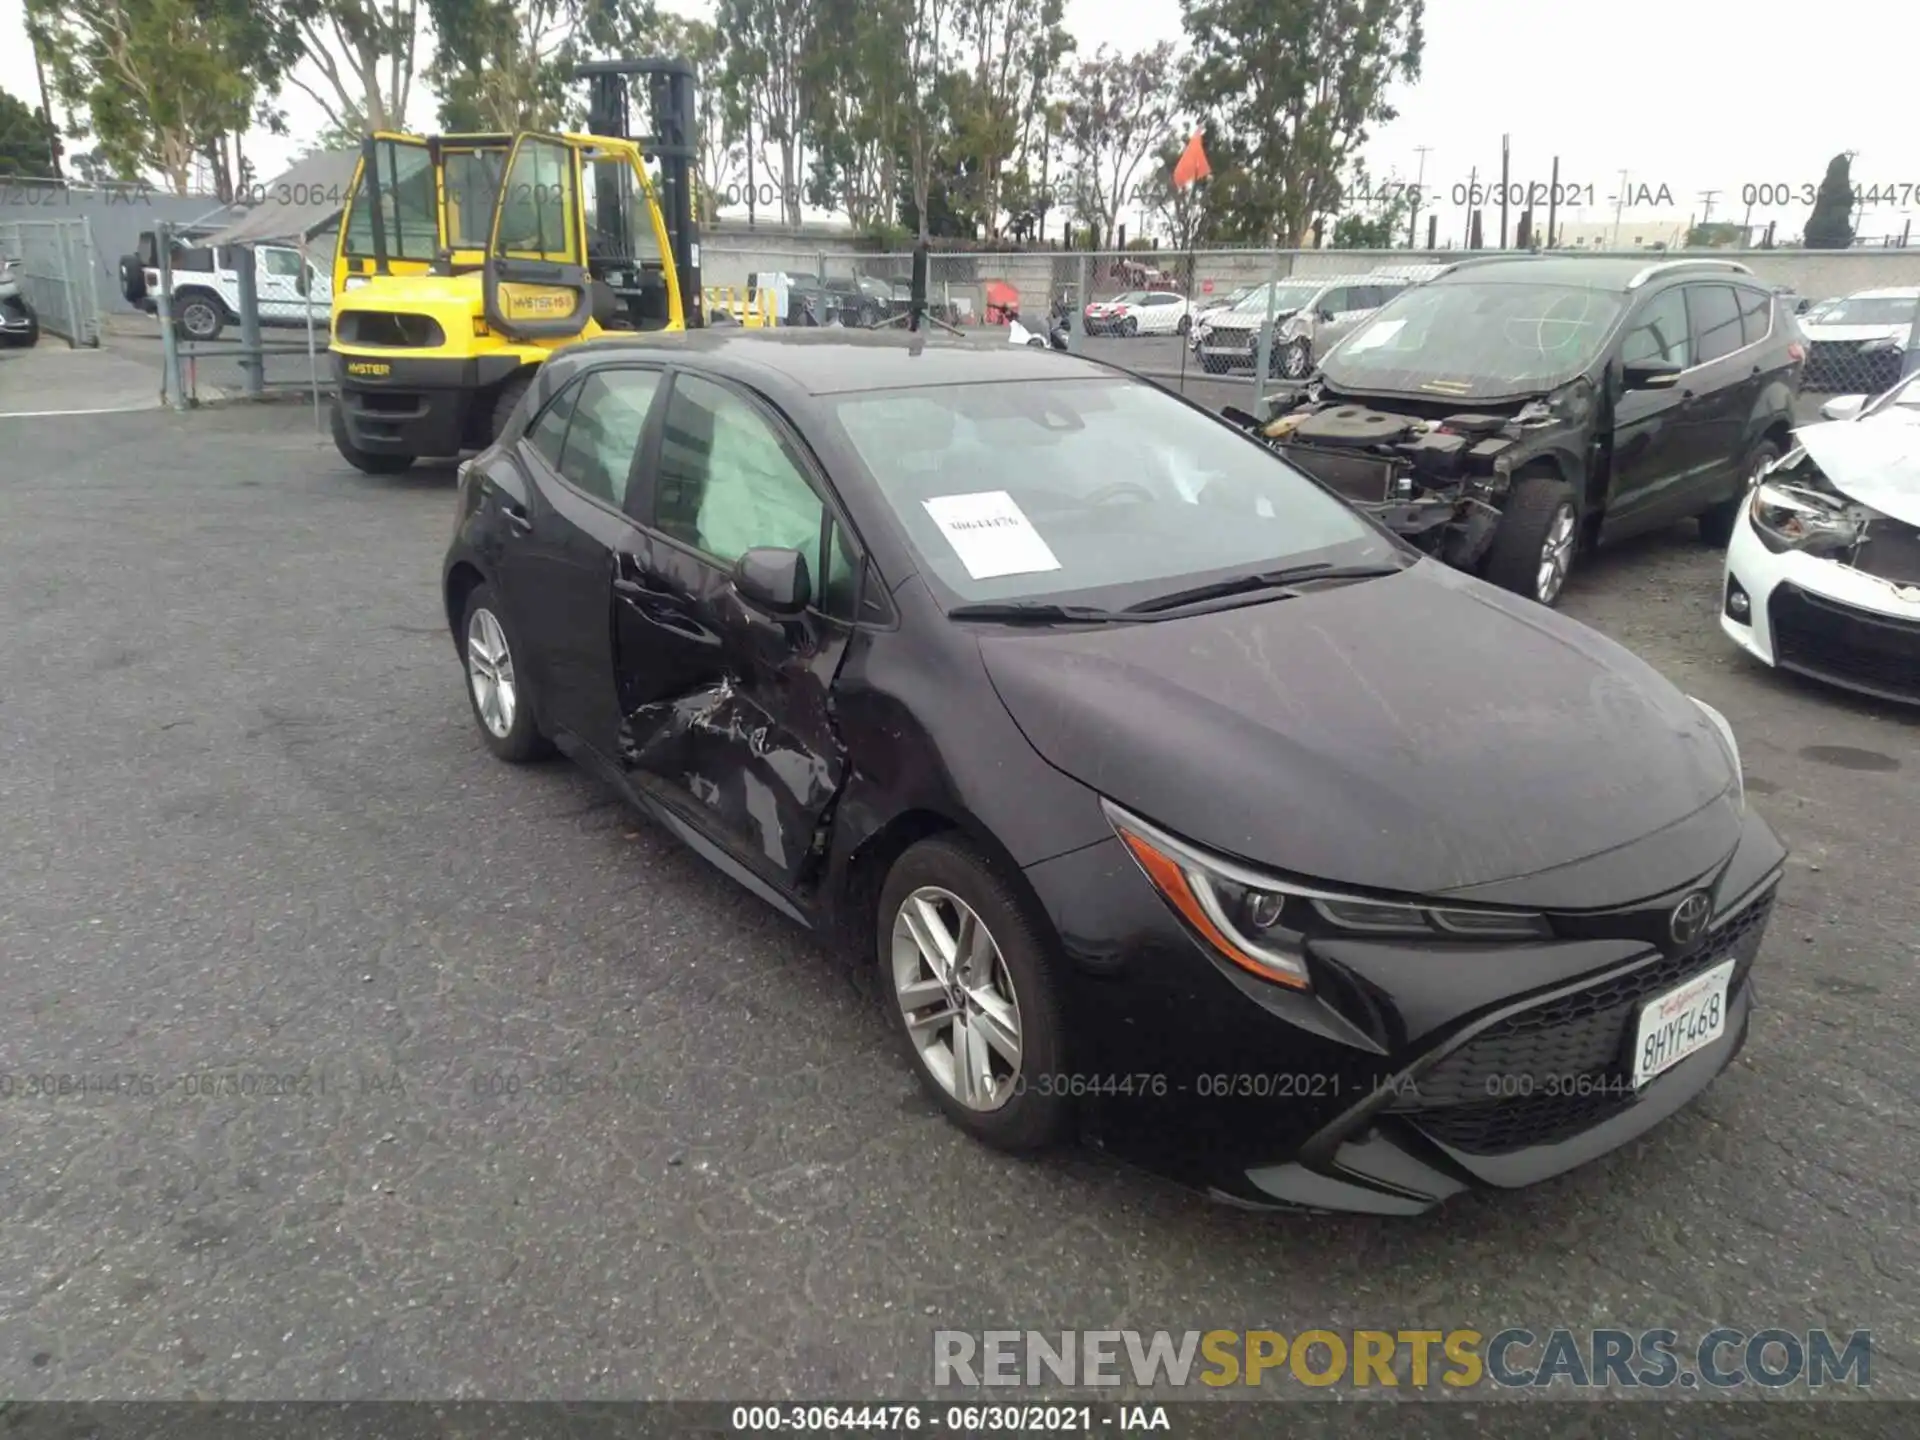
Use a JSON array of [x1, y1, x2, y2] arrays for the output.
[[1172, 129, 1211, 189]]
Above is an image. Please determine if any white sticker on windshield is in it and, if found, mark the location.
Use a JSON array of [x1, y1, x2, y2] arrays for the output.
[[1343, 318, 1406, 353], [922, 491, 1062, 580]]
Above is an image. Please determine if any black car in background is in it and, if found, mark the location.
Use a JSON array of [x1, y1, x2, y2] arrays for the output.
[[1251, 257, 1806, 606], [438, 329, 1783, 1215]]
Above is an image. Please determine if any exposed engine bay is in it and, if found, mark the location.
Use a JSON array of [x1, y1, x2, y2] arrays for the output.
[[1750, 429, 1920, 593], [1226, 380, 1588, 571]]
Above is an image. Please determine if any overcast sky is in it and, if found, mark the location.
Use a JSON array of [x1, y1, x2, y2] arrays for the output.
[[4, 0, 1912, 243]]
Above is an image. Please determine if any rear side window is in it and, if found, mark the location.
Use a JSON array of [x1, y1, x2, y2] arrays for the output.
[[556, 370, 662, 508], [524, 380, 580, 471], [1688, 284, 1745, 365], [1736, 287, 1773, 346], [1318, 288, 1350, 314], [1621, 288, 1692, 368]]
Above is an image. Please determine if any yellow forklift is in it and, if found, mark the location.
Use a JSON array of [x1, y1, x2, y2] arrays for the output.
[[328, 59, 704, 474]]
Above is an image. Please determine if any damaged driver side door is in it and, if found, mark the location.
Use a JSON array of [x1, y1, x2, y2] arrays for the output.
[[612, 370, 863, 903]]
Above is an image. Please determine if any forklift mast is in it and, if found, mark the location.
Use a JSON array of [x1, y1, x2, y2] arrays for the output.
[[577, 57, 704, 326]]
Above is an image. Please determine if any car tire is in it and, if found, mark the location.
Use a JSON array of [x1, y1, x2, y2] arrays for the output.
[[490, 373, 533, 443], [1121, 316, 1138, 338], [1280, 337, 1312, 379], [330, 397, 416, 474], [1699, 440, 1779, 547], [459, 583, 552, 764], [878, 835, 1072, 1154], [175, 290, 225, 342], [1484, 475, 1580, 607], [1177, 314, 1191, 336], [120, 254, 146, 305]]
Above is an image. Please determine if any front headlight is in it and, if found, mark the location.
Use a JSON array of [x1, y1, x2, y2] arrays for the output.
[[1748, 480, 1853, 549], [344, 275, 371, 291], [1103, 802, 1552, 991], [1688, 696, 1744, 815]]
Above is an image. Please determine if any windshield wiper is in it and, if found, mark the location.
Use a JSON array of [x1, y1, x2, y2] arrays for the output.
[[1124, 561, 1406, 615], [945, 601, 1141, 625]]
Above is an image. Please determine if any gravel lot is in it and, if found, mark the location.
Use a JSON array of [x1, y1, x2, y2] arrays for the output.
[[2, 366, 1917, 1411]]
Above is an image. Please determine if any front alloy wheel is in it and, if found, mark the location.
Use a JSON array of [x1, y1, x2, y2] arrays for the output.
[[1482, 474, 1581, 607], [893, 886, 1024, 1111], [879, 837, 1070, 1151], [1534, 503, 1577, 604], [1280, 337, 1313, 378]]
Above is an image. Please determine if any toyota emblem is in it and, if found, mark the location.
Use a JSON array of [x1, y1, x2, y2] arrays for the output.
[[1669, 892, 1713, 948]]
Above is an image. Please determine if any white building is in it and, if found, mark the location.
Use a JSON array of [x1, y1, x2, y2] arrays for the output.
[[1547, 218, 1696, 251]]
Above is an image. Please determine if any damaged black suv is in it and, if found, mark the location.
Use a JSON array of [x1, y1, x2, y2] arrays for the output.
[[1245, 256, 1806, 605]]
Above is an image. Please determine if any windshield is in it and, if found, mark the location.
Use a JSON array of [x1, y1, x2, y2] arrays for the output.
[[1231, 283, 1320, 315], [828, 377, 1393, 607], [1862, 374, 1920, 419], [1807, 295, 1918, 327], [584, 155, 664, 266], [443, 148, 505, 250], [1320, 280, 1625, 397]]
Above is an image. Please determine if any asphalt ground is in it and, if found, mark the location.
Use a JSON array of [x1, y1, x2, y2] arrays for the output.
[[1, 355, 1917, 1413]]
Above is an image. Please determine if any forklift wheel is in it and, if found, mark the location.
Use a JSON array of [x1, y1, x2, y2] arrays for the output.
[[490, 374, 534, 442], [331, 399, 415, 475]]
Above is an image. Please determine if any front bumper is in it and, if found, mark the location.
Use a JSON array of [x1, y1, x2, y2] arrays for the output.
[[1723, 505, 1920, 703], [1021, 810, 1785, 1214], [331, 352, 522, 458]]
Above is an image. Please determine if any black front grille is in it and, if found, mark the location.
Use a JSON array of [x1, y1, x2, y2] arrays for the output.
[[1770, 583, 1920, 703], [1415, 1088, 1637, 1153], [1391, 890, 1775, 1153]]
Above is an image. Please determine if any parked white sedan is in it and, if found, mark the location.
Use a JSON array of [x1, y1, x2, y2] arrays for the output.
[[1086, 290, 1195, 337], [1722, 375, 1920, 704]]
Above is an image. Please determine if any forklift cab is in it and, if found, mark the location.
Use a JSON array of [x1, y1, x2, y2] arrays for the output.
[[481, 131, 683, 340]]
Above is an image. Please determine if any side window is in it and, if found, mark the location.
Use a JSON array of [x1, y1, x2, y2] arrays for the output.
[[554, 370, 661, 508], [1688, 284, 1745, 365], [524, 379, 581, 471], [1620, 288, 1692, 368], [1736, 287, 1773, 347], [496, 138, 577, 263], [655, 373, 831, 590], [261, 249, 303, 277], [1317, 288, 1349, 315]]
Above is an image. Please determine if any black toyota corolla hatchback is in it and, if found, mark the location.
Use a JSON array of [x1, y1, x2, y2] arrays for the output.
[[439, 329, 1785, 1215]]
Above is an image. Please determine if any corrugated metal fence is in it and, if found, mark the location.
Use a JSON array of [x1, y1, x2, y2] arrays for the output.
[[0, 219, 103, 346]]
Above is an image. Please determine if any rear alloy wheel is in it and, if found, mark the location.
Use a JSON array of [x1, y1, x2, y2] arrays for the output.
[[1698, 441, 1779, 547], [175, 292, 224, 342], [880, 837, 1071, 1152], [1177, 313, 1191, 336], [1484, 475, 1580, 607], [460, 584, 550, 763]]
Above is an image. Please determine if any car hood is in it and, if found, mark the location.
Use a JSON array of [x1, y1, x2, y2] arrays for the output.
[[1207, 309, 1300, 332], [978, 561, 1737, 898], [1800, 322, 1909, 342], [1796, 417, 1920, 526]]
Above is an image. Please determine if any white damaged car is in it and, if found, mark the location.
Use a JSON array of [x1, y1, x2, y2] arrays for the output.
[[1722, 375, 1920, 703]]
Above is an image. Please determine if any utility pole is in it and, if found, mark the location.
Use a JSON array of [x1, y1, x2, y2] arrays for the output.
[[1499, 134, 1511, 249], [1612, 169, 1629, 249], [1545, 155, 1561, 249], [1409, 145, 1432, 248], [1742, 196, 1754, 247], [1464, 165, 1477, 248]]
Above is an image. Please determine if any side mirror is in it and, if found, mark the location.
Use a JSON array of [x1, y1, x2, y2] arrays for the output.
[[1820, 394, 1867, 422], [1623, 358, 1683, 391], [1317, 308, 1336, 323], [1795, 298, 1813, 314], [731, 546, 812, 616]]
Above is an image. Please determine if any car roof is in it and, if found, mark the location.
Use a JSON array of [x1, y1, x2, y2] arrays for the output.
[[1841, 286, 1920, 299], [555, 327, 1116, 397], [1427, 255, 1756, 290]]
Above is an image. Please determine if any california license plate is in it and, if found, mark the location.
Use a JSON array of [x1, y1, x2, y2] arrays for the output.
[[1631, 958, 1736, 1088]]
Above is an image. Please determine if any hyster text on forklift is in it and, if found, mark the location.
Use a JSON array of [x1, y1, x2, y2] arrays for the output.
[[327, 57, 704, 475]]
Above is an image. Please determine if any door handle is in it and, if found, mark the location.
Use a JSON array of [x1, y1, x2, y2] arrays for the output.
[[498, 496, 533, 532]]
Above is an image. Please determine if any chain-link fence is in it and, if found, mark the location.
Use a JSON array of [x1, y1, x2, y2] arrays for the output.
[[1792, 290, 1919, 396], [0, 218, 104, 346]]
